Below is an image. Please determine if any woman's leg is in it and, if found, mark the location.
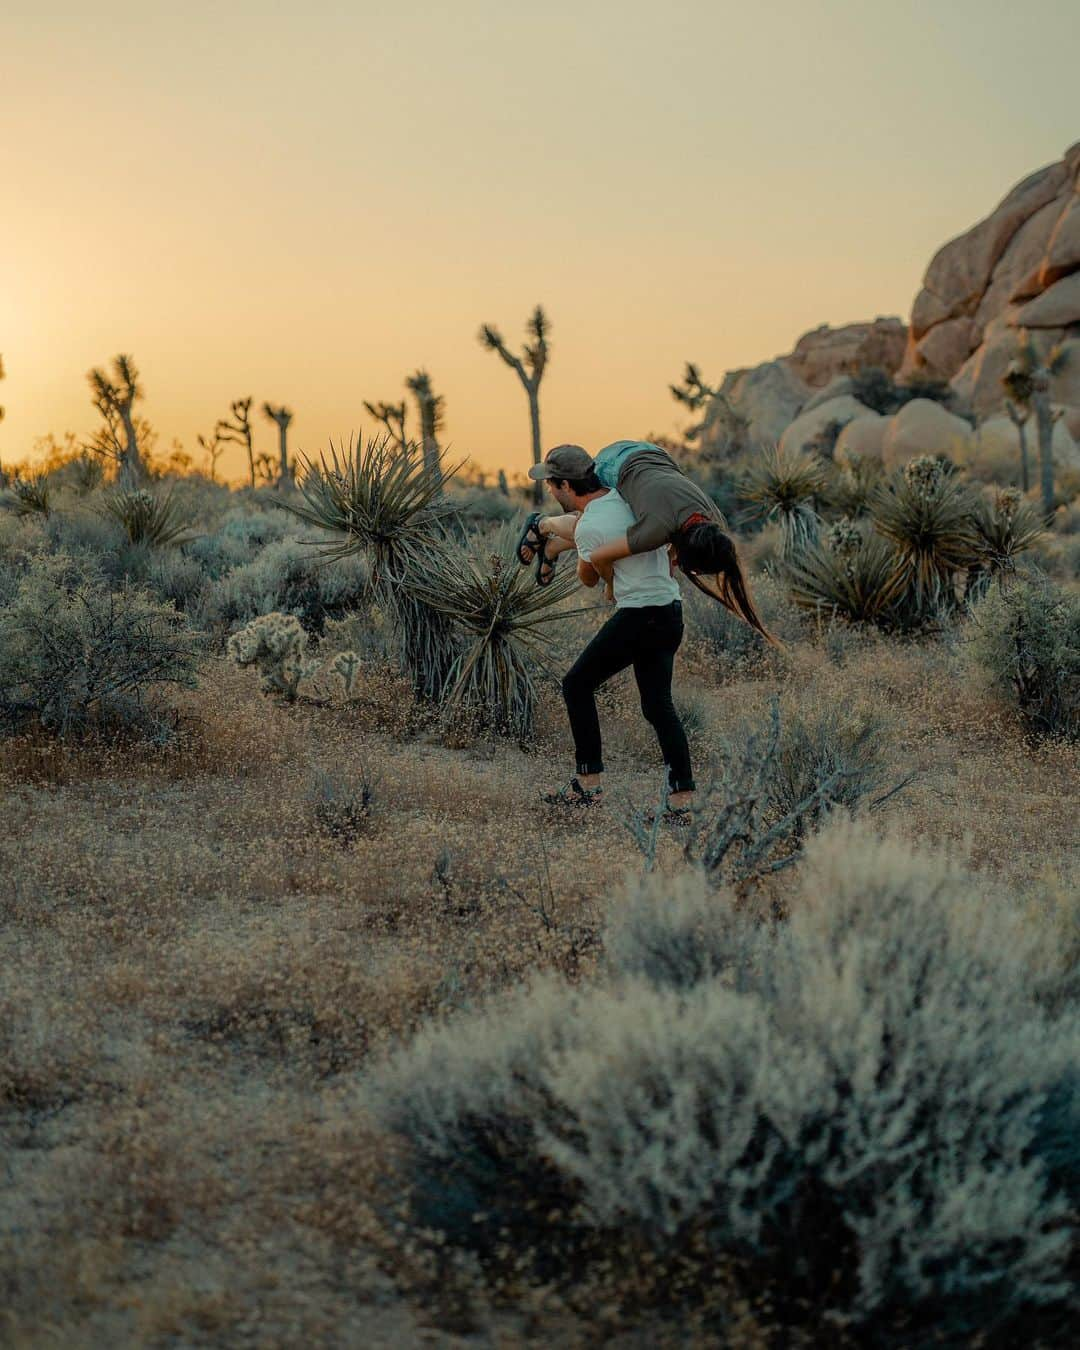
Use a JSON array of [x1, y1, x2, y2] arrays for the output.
[[538, 512, 581, 544]]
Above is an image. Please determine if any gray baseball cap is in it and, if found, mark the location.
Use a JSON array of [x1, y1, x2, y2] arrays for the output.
[[528, 443, 595, 481]]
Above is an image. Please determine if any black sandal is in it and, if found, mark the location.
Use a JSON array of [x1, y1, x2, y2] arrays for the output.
[[542, 777, 604, 807], [516, 511, 545, 567], [535, 536, 558, 587]]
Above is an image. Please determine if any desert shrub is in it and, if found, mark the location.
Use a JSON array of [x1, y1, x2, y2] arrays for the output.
[[447, 485, 518, 533], [967, 575, 1080, 741], [225, 611, 319, 702], [184, 506, 295, 578], [44, 504, 124, 560], [199, 537, 371, 634], [740, 444, 824, 560], [2, 471, 52, 519], [308, 765, 377, 843], [851, 366, 952, 415], [144, 549, 208, 612], [100, 486, 193, 547], [368, 822, 1079, 1338], [722, 702, 912, 840], [0, 553, 201, 737], [399, 525, 579, 744]]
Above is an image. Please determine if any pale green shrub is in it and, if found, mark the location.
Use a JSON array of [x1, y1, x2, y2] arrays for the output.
[[225, 611, 319, 701], [200, 537, 371, 634], [0, 553, 201, 736], [967, 575, 1080, 740], [368, 821, 1079, 1337]]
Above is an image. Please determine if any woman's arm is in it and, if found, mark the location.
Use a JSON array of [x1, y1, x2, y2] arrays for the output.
[[587, 533, 633, 572]]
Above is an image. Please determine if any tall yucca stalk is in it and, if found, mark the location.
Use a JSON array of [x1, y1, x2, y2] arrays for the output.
[[741, 444, 825, 559], [966, 487, 1046, 601], [286, 433, 463, 700], [871, 460, 981, 615], [400, 525, 579, 744]]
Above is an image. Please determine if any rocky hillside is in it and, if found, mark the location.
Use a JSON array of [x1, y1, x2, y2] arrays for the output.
[[701, 142, 1080, 473]]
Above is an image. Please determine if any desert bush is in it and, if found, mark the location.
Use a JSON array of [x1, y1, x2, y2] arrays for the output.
[[3, 471, 52, 519], [144, 549, 208, 612], [367, 821, 1079, 1338], [684, 569, 804, 670], [225, 611, 319, 702], [399, 525, 579, 744], [0, 553, 201, 736], [199, 537, 371, 634], [966, 575, 1080, 741], [308, 765, 377, 843], [100, 486, 193, 547], [286, 434, 459, 700], [740, 444, 824, 559]]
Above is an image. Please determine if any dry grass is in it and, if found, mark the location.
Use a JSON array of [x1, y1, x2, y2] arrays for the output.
[[2, 613, 1078, 1346]]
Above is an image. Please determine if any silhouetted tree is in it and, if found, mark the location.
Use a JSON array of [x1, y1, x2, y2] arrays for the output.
[[87, 354, 148, 484], [216, 397, 256, 488], [263, 402, 294, 485], [672, 361, 749, 457], [405, 369, 445, 485], [1003, 399, 1032, 492], [362, 399, 408, 451], [479, 305, 550, 505], [196, 427, 227, 483], [1002, 331, 1071, 516]]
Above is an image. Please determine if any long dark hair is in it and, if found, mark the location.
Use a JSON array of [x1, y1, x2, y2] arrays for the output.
[[675, 521, 781, 647]]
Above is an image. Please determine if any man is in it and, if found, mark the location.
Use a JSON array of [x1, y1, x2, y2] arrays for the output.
[[527, 444, 695, 815]]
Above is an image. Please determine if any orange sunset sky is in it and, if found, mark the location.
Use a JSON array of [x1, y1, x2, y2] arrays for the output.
[[4, 1, 1079, 483]]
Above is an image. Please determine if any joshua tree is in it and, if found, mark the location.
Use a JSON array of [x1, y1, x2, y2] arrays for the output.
[[404, 370, 445, 485], [196, 427, 227, 482], [1002, 330, 1071, 517], [478, 305, 550, 505], [87, 354, 147, 484], [671, 361, 749, 457], [216, 397, 257, 489], [362, 399, 408, 451], [1002, 400, 1031, 492], [263, 402, 294, 485]]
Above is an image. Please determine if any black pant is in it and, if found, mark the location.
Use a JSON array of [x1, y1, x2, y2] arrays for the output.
[[561, 601, 695, 793]]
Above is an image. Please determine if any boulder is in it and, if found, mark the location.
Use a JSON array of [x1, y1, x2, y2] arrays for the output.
[[960, 415, 1079, 485], [1049, 340, 1080, 407], [914, 316, 980, 380], [1012, 271, 1080, 328], [801, 374, 855, 414], [786, 317, 906, 387], [921, 160, 1068, 321], [708, 359, 810, 449], [834, 413, 889, 467], [880, 398, 974, 470], [1040, 190, 1080, 288], [778, 395, 874, 455]]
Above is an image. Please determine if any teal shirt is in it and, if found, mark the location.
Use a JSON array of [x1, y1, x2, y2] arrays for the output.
[[594, 440, 653, 490]]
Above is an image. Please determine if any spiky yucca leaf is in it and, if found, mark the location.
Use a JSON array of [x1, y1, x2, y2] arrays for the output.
[[741, 445, 825, 558], [4, 472, 51, 519], [784, 533, 901, 626], [101, 486, 192, 546], [871, 464, 981, 610], [401, 525, 580, 743], [971, 488, 1046, 576], [825, 456, 884, 518], [287, 433, 461, 567]]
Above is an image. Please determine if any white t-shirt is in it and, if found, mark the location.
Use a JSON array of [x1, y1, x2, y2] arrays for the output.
[[575, 490, 680, 609]]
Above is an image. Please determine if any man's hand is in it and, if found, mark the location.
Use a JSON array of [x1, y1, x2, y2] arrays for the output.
[[604, 576, 615, 604]]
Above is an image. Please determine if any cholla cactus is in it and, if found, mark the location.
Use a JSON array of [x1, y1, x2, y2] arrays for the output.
[[330, 649, 362, 697], [902, 454, 946, 497], [226, 612, 319, 701]]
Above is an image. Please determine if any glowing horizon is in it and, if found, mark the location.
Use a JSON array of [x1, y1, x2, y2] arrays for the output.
[[3, 1, 1078, 483]]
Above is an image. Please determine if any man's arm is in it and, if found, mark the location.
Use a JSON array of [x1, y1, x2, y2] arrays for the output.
[[587, 533, 632, 574], [576, 557, 600, 588]]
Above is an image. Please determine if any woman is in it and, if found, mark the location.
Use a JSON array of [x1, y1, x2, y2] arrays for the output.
[[520, 439, 777, 645]]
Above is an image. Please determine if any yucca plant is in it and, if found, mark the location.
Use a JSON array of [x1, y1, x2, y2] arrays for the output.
[[871, 457, 981, 616], [784, 531, 901, 627], [824, 455, 883, 518], [741, 444, 825, 559], [968, 487, 1046, 598], [400, 524, 580, 744], [4, 471, 51, 519], [100, 486, 193, 547], [286, 432, 463, 700]]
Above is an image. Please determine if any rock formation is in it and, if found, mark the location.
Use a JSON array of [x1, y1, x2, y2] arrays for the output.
[[902, 141, 1080, 419]]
